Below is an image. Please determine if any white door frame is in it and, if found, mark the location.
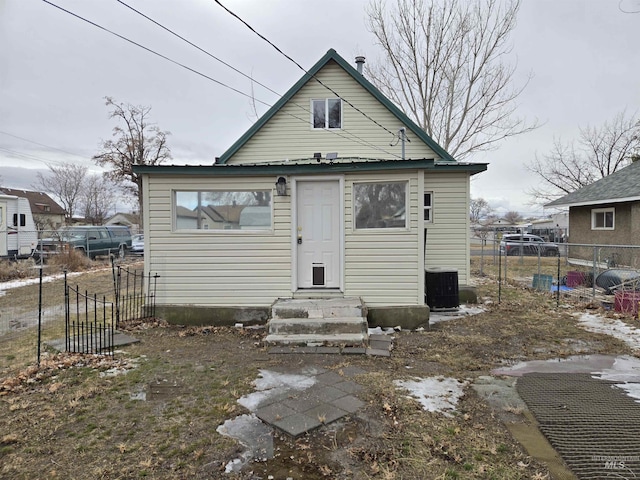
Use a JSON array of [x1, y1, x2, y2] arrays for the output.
[[291, 176, 344, 292]]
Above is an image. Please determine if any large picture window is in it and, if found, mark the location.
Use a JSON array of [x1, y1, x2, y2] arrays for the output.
[[175, 191, 272, 231], [591, 207, 614, 230], [312, 98, 342, 129], [354, 182, 407, 229]]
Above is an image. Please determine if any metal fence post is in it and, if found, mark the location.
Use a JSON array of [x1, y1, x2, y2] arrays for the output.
[[36, 265, 43, 366]]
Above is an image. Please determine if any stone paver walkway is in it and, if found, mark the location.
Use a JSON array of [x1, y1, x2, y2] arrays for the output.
[[254, 366, 366, 437]]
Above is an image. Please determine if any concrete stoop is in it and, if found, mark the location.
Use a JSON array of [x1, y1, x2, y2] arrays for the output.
[[265, 297, 368, 347]]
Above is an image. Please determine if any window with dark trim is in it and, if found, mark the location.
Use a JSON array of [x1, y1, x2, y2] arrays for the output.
[[423, 192, 433, 222]]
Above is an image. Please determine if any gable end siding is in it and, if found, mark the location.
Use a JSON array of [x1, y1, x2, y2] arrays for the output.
[[226, 62, 437, 165]]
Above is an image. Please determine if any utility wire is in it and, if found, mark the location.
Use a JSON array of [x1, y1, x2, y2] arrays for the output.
[[115, 0, 281, 98], [41, 0, 400, 158], [114, 0, 400, 158], [213, 0, 399, 140], [42, 0, 272, 108], [0, 146, 63, 165], [0, 130, 87, 159]]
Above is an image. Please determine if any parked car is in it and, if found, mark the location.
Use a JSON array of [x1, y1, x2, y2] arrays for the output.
[[37, 225, 132, 260], [130, 234, 144, 255], [499, 234, 559, 257]]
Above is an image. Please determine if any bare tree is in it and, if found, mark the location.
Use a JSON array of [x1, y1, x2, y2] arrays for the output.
[[93, 97, 171, 226], [527, 110, 640, 204], [503, 210, 522, 224], [470, 197, 492, 223], [366, 0, 536, 160], [34, 162, 88, 223], [81, 174, 117, 225]]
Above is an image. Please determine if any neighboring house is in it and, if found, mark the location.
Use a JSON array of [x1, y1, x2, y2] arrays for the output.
[[0, 187, 65, 230], [134, 49, 487, 324], [545, 160, 640, 263], [105, 212, 140, 234]]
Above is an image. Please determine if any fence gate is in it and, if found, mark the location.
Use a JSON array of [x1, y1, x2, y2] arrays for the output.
[[112, 261, 159, 327], [65, 278, 115, 356]]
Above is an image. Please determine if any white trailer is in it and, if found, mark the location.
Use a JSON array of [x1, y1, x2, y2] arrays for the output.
[[0, 194, 38, 259]]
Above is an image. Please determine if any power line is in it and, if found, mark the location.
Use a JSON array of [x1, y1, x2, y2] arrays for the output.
[[114, 0, 401, 158], [0, 130, 87, 159], [42, 0, 272, 108], [213, 0, 400, 140], [40, 0, 400, 158], [115, 0, 281, 99]]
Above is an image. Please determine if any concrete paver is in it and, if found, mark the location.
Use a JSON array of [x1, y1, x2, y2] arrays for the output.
[[251, 367, 367, 438]]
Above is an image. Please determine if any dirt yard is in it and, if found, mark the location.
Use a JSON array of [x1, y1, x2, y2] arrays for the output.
[[0, 260, 637, 479]]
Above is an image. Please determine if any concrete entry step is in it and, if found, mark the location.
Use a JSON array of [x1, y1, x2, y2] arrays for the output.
[[267, 317, 368, 336], [267, 297, 369, 347], [271, 297, 367, 320], [263, 333, 367, 347]]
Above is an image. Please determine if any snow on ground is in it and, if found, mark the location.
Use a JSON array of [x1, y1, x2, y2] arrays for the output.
[[237, 369, 317, 412], [395, 376, 468, 417], [0, 270, 90, 295], [576, 312, 640, 351], [429, 305, 486, 324], [592, 355, 640, 404]]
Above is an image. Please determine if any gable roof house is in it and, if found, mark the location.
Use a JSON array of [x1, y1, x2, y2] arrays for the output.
[[134, 49, 487, 326], [0, 187, 66, 230], [545, 160, 640, 263]]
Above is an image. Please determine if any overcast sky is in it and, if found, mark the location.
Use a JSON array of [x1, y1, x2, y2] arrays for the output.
[[1, 0, 639, 217]]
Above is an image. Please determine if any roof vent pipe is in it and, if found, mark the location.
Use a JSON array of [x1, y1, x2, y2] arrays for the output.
[[355, 56, 365, 75]]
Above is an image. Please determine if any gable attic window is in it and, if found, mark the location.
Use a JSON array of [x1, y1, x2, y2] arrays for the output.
[[174, 190, 272, 231], [591, 207, 614, 230], [312, 98, 342, 129], [354, 182, 407, 229]]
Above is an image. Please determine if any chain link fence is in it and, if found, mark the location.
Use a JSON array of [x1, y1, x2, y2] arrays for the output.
[[473, 241, 640, 317]]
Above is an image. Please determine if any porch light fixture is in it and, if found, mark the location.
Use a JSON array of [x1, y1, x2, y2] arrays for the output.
[[275, 176, 287, 196]]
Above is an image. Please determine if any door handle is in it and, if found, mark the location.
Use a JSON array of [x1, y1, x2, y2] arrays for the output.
[[297, 236, 302, 245]]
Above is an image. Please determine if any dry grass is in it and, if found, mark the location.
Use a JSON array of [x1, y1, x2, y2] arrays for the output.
[[0, 262, 637, 479]]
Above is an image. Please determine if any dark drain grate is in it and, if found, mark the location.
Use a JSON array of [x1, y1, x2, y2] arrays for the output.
[[517, 373, 640, 479]]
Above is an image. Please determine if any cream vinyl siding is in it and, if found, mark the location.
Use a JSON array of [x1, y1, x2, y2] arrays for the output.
[[424, 171, 471, 285], [344, 172, 421, 307], [226, 62, 438, 164], [145, 176, 292, 307]]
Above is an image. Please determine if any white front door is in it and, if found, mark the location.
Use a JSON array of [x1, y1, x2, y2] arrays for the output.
[[296, 180, 341, 289], [0, 202, 6, 256]]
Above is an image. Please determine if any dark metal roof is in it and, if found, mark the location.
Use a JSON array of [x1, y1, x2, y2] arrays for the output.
[[133, 158, 487, 176], [545, 161, 640, 208]]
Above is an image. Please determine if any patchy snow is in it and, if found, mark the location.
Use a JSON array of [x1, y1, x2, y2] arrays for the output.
[[575, 312, 640, 351], [368, 326, 396, 335], [429, 305, 486, 324], [395, 376, 467, 417], [217, 414, 273, 473], [238, 369, 316, 412], [591, 355, 640, 404], [0, 270, 88, 292]]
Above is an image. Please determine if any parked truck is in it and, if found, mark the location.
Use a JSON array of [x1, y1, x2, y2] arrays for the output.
[[0, 193, 38, 259], [37, 225, 132, 260]]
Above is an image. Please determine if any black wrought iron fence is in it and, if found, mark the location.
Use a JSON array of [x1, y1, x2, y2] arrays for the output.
[[112, 260, 159, 327], [65, 277, 115, 356]]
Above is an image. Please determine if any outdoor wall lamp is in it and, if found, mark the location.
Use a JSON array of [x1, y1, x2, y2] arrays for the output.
[[275, 176, 287, 196]]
